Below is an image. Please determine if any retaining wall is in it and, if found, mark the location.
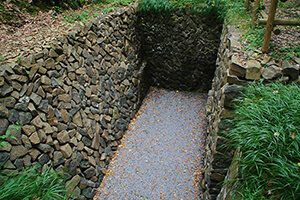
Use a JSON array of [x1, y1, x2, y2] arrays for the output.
[[0, 4, 150, 199], [202, 23, 300, 199], [136, 10, 222, 91]]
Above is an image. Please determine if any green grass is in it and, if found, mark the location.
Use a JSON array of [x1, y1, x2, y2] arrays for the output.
[[0, 164, 70, 200], [236, 0, 300, 60], [225, 82, 300, 199], [138, 0, 237, 19], [62, 0, 135, 23]]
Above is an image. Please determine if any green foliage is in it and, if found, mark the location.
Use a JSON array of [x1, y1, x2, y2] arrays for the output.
[[0, 164, 69, 200], [139, 0, 174, 13], [270, 44, 300, 61], [61, 0, 135, 22], [242, 27, 265, 49], [63, 9, 93, 23], [225, 82, 300, 199], [0, 124, 19, 148], [139, 0, 236, 20], [197, 0, 230, 19]]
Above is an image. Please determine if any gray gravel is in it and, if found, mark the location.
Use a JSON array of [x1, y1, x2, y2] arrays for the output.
[[95, 87, 207, 200]]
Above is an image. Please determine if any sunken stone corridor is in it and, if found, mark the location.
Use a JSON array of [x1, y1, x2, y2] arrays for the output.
[[0, 3, 243, 200]]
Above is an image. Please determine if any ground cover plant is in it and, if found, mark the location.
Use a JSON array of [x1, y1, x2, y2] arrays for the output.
[[138, 0, 236, 20], [0, 164, 70, 200], [225, 82, 300, 199]]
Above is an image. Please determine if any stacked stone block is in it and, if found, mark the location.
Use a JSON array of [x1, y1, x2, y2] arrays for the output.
[[0, 4, 149, 199]]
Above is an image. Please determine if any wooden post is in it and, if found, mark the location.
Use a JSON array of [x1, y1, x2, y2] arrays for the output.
[[246, 0, 250, 11], [252, 0, 261, 27], [262, 0, 278, 53], [258, 19, 300, 26]]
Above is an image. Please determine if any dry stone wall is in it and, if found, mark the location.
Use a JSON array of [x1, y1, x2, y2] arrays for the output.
[[202, 23, 300, 199], [136, 10, 223, 92], [0, 4, 150, 199]]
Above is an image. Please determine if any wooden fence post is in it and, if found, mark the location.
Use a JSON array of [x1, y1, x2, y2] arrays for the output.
[[262, 0, 278, 53]]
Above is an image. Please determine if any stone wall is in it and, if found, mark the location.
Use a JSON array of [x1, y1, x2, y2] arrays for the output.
[[136, 10, 223, 92], [0, 4, 150, 199], [202, 23, 300, 199]]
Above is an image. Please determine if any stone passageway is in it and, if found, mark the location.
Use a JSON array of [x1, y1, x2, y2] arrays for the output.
[[94, 87, 207, 199]]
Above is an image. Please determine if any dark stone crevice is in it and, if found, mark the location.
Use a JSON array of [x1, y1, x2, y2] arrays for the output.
[[135, 11, 223, 92]]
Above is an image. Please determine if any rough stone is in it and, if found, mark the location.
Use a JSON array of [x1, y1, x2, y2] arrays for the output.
[[57, 130, 70, 144], [0, 82, 13, 97], [38, 100, 49, 113], [73, 111, 83, 127], [28, 149, 41, 160], [23, 154, 31, 167], [0, 96, 16, 108], [262, 65, 282, 80], [91, 133, 101, 150], [38, 143, 52, 153], [282, 60, 299, 80], [19, 112, 33, 125], [14, 103, 28, 111], [82, 137, 92, 147], [29, 132, 41, 145], [66, 174, 81, 193], [77, 141, 85, 151], [8, 109, 19, 123], [54, 151, 65, 166], [38, 153, 50, 164], [0, 152, 10, 166], [6, 125, 22, 145], [21, 135, 32, 148], [84, 167, 96, 179], [14, 158, 24, 169], [22, 125, 36, 136], [31, 116, 44, 128], [43, 123, 53, 135], [60, 144, 72, 158], [58, 94, 71, 103], [10, 74, 28, 83], [0, 118, 9, 135], [10, 145, 28, 160], [45, 58, 55, 69], [229, 56, 246, 77], [245, 60, 262, 80]]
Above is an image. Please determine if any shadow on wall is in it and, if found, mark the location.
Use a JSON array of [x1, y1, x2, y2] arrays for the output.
[[136, 9, 223, 92]]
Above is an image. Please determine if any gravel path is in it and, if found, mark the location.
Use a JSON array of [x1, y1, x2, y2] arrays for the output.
[[94, 87, 207, 200]]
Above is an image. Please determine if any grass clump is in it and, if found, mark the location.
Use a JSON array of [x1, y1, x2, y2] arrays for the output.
[[226, 82, 300, 199], [138, 0, 237, 19], [0, 164, 69, 200]]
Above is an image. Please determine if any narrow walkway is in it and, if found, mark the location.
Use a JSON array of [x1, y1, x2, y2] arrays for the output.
[[95, 87, 207, 200]]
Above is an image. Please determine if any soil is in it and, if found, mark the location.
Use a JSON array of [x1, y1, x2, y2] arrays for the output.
[[95, 87, 207, 199]]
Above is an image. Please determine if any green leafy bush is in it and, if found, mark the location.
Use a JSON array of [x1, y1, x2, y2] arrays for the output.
[[226, 82, 300, 199], [0, 165, 69, 200]]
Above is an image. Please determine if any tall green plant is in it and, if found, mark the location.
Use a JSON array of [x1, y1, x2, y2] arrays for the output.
[[226, 82, 300, 199], [0, 164, 69, 200]]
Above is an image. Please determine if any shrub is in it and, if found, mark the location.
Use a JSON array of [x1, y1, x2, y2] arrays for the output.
[[226, 82, 300, 199], [0, 164, 69, 200]]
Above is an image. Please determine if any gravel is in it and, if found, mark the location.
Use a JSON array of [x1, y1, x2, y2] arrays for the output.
[[95, 87, 207, 200]]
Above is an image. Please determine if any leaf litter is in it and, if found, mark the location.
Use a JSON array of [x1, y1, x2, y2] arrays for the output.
[[94, 87, 207, 200]]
